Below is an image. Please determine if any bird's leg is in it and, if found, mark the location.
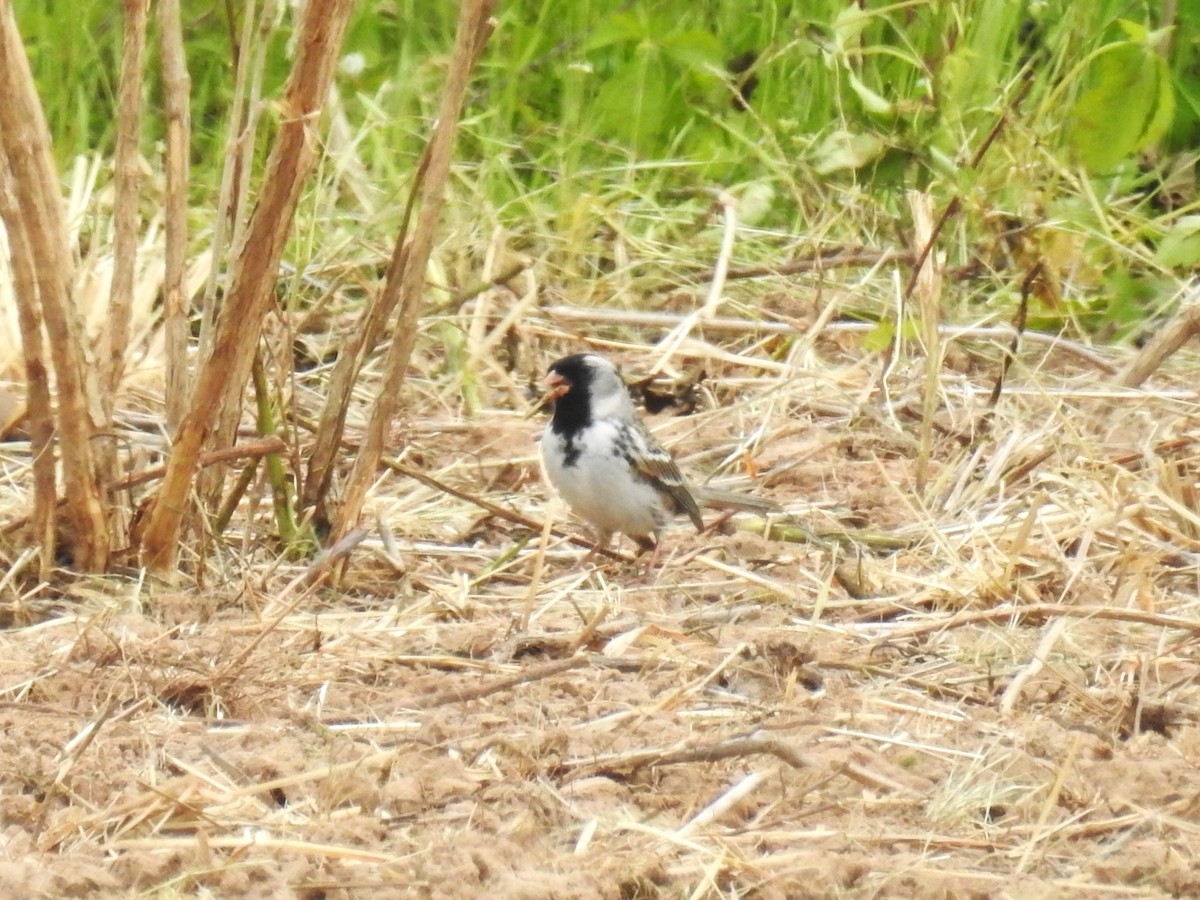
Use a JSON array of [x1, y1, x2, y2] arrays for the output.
[[632, 534, 662, 571], [580, 530, 614, 565], [647, 542, 664, 571]]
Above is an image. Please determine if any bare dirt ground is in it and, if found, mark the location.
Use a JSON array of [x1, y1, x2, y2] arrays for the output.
[[3, 314, 1200, 898]]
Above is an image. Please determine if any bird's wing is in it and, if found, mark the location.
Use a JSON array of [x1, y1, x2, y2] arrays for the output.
[[629, 424, 704, 532]]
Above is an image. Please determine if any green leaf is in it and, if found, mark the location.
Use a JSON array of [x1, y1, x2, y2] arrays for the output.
[[1067, 42, 1175, 172], [583, 13, 648, 52], [1116, 18, 1148, 42], [832, 6, 873, 55], [592, 50, 670, 152], [810, 130, 885, 174], [660, 30, 724, 74], [1142, 54, 1176, 148], [1155, 215, 1200, 269], [737, 181, 776, 226], [847, 70, 893, 117], [862, 320, 894, 353]]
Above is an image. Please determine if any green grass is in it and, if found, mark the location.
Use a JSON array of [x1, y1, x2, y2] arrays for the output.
[[12, 0, 1200, 340]]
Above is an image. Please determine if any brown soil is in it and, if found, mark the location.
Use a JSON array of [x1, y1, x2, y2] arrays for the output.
[[3, 341, 1200, 899]]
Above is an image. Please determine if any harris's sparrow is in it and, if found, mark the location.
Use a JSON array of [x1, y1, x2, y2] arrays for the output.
[[539, 352, 775, 564]]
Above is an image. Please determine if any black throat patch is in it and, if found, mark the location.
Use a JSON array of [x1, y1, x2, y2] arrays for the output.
[[547, 356, 598, 468], [551, 396, 589, 469]]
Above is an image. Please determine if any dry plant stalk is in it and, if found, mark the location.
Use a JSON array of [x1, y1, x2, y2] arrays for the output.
[[113, 436, 286, 493], [301, 124, 435, 517], [211, 0, 284, 455], [138, 0, 356, 573], [331, 0, 497, 544], [0, 3, 109, 570], [1117, 280, 1200, 387], [158, 0, 191, 433], [672, 246, 914, 289], [649, 190, 738, 374], [908, 190, 942, 491], [0, 161, 55, 579], [894, 71, 1034, 348], [102, 0, 149, 409], [197, 0, 259, 357], [301, 163, 423, 518]]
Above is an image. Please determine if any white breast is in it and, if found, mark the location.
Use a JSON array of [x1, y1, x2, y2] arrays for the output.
[[542, 419, 671, 539]]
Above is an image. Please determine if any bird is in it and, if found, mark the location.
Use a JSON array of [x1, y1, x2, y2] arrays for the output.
[[539, 352, 776, 565]]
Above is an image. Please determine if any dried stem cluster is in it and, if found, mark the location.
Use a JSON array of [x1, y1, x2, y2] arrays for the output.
[[137, 0, 358, 572], [0, 0, 496, 578], [0, 2, 109, 574]]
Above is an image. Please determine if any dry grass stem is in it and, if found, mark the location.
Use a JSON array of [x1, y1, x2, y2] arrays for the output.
[[650, 190, 738, 374], [138, 0, 357, 572], [333, 0, 497, 543], [0, 161, 55, 578], [1118, 279, 1200, 387], [157, 0, 191, 432], [210, 0, 285, 455], [673, 246, 916, 287], [197, 0, 256, 356], [909, 189, 942, 491], [101, 0, 149, 408], [545, 306, 1119, 371], [0, 3, 109, 569]]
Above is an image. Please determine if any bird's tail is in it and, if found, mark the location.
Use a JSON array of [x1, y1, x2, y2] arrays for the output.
[[691, 484, 780, 515]]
